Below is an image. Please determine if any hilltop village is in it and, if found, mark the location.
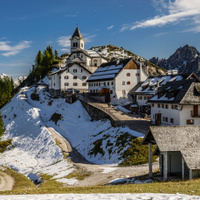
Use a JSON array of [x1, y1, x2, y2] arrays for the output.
[[48, 27, 200, 182], [1, 27, 200, 195]]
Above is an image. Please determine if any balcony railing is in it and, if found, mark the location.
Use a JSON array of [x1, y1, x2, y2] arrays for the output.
[[191, 110, 200, 117]]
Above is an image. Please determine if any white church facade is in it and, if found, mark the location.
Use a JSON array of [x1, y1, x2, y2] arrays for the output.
[[49, 26, 107, 96]]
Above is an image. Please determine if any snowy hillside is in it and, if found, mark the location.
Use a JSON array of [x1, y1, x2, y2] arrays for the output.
[[0, 86, 143, 183]]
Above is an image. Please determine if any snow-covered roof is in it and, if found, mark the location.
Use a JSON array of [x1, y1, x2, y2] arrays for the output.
[[87, 58, 132, 82], [148, 79, 200, 104], [130, 73, 197, 95], [86, 50, 101, 57]]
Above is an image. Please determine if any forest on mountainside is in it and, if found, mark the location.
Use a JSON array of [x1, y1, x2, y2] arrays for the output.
[[0, 76, 14, 108]]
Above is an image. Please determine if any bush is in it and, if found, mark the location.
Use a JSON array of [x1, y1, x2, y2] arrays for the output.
[[50, 113, 63, 125], [31, 93, 40, 101]]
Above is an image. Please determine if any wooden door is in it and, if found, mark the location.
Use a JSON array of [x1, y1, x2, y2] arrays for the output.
[[193, 105, 198, 117], [155, 113, 161, 125]]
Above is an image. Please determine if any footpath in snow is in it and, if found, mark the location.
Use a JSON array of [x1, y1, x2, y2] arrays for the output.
[[0, 193, 200, 200]]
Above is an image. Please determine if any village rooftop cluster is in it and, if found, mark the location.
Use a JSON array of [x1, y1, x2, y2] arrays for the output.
[[48, 27, 200, 182]]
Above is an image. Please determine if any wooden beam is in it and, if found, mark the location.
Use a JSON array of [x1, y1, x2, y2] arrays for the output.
[[149, 143, 152, 177], [163, 151, 168, 181], [182, 157, 185, 181]]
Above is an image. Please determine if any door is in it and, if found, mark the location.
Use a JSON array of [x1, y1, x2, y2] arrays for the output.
[[193, 105, 198, 117], [155, 113, 161, 125]]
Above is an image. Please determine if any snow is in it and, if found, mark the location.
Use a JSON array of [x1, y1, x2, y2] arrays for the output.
[[115, 106, 132, 114], [0, 193, 200, 200], [0, 86, 143, 183]]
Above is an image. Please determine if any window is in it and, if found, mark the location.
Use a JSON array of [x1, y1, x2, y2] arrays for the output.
[[122, 90, 126, 94], [152, 103, 154, 107], [90, 90, 92, 93], [144, 96, 147, 100], [107, 82, 110, 86], [81, 55, 83, 58], [110, 90, 113, 94], [127, 81, 130, 85], [73, 83, 77, 86], [82, 83, 87, 86], [73, 76, 77, 79], [158, 104, 160, 108], [111, 82, 114, 85], [82, 76, 86, 79], [89, 83, 91, 87], [127, 73, 130, 76], [59, 76, 61, 79], [93, 59, 98, 67], [73, 43, 78, 47], [170, 118, 174, 123], [81, 43, 83, 48], [81, 69, 83, 72], [175, 105, 178, 110], [73, 69, 77, 73], [165, 104, 168, 109], [136, 73, 140, 76], [163, 117, 165, 121], [122, 81, 125, 85], [64, 76, 68, 79], [64, 83, 69, 86], [104, 82, 106, 86], [166, 117, 168, 122], [171, 105, 174, 109], [99, 83, 101, 86], [187, 119, 194, 124], [162, 104, 164, 108], [95, 83, 98, 86], [138, 96, 142, 100]]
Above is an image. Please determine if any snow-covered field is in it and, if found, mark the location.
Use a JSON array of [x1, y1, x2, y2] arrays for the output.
[[0, 193, 200, 200], [0, 85, 143, 183]]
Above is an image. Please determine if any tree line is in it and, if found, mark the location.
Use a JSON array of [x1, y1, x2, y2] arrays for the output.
[[23, 46, 60, 86], [0, 76, 14, 108]]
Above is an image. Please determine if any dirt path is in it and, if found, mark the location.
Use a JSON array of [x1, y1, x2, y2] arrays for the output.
[[49, 126, 159, 187], [23, 88, 159, 186], [0, 171, 14, 191]]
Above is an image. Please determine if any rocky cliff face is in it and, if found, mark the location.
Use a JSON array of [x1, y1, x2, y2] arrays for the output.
[[91, 45, 165, 76], [150, 45, 200, 75]]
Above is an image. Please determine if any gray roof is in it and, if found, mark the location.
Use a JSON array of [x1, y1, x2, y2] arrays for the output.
[[70, 27, 83, 40], [129, 73, 198, 96], [87, 58, 133, 82], [148, 79, 200, 104], [143, 126, 200, 170]]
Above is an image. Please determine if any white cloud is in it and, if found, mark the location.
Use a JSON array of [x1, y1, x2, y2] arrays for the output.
[[0, 41, 31, 57], [121, 0, 200, 32], [57, 36, 71, 48], [107, 25, 114, 30], [84, 34, 96, 43]]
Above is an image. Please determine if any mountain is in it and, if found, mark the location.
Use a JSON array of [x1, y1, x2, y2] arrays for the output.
[[90, 45, 165, 76], [149, 45, 200, 75]]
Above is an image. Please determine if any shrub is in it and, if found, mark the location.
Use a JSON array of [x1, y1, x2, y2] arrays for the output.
[[50, 113, 63, 125]]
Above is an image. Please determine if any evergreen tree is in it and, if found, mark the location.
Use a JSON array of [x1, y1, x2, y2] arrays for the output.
[[35, 50, 43, 66], [54, 49, 59, 60]]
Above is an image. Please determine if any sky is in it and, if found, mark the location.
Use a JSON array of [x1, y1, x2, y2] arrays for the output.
[[0, 0, 200, 79]]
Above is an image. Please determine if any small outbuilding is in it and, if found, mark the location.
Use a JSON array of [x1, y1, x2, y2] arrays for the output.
[[142, 126, 200, 181]]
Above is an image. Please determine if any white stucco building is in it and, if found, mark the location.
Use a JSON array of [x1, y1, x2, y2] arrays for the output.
[[48, 26, 108, 96], [129, 72, 198, 113], [148, 78, 200, 126], [87, 58, 148, 104]]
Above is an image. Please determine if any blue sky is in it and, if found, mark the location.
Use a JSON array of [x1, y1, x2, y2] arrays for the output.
[[0, 0, 200, 79]]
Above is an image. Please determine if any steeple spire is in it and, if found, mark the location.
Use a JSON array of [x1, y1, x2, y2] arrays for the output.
[[70, 26, 85, 53]]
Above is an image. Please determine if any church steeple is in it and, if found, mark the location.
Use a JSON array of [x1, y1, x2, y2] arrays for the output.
[[70, 26, 85, 53]]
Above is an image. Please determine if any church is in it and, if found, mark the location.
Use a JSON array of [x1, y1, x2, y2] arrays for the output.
[[48, 26, 108, 96]]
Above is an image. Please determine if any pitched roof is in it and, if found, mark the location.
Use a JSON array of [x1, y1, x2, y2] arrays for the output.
[[87, 58, 133, 82], [148, 79, 200, 104], [70, 26, 83, 40], [143, 126, 200, 170], [129, 73, 195, 96]]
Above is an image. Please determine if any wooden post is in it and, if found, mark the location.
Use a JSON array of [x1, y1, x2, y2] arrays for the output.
[[182, 157, 185, 181], [163, 151, 168, 181], [189, 169, 192, 180], [149, 143, 152, 177]]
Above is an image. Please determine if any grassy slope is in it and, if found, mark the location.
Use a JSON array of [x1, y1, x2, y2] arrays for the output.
[[1, 169, 200, 195]]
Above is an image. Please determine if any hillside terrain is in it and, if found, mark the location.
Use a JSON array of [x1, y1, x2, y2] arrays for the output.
[[90, 45, 165, 76], [0, 85, 157, 187], [150, 45, 200, 75]]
